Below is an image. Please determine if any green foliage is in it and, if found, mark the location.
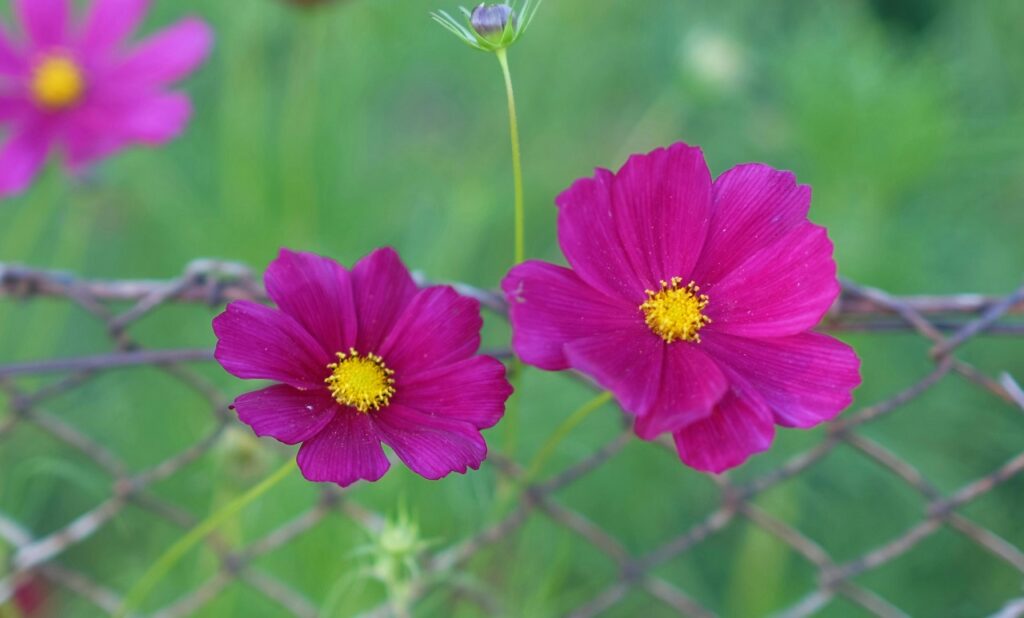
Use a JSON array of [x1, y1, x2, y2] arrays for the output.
[[1, 0, 1022, 616]]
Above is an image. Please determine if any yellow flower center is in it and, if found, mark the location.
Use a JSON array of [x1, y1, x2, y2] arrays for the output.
[[31, 55, 85, 110], [640, 277, 711, 343], [325, 349, 396, 413]]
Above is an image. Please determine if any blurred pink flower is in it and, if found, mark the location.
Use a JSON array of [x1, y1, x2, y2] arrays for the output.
[[0, 0, 212, 197], [503, 142, 861, 473], [213, 248, 512, 487]]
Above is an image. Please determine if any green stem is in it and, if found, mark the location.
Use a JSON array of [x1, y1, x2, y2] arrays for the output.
[[495, 47, 526, 457], [495, 48, 525, 266], [524, 392, 612, 483], [115, 459, 295, 617]]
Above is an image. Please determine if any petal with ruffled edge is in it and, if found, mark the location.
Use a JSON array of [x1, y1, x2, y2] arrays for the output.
[[691, 164, 811, 285], [233, 385, 337, 445], [503, 260, 637, 371], [704, 223, 839, 338], [633, 344, 728, 439], [556, 143, 713, 301], [379, 286, 482, 373], [373, 404, 487, 480], [296, 413, 390, 486], [264, 249, 357, 357], [394, 356, 512, 430], [704, 331, 860, 428], [213, 300, 331, 390], [15, 0, 68, 49], [109, 18, 212, 88], [0, 121, 51, 198], [563, 326, 665, 417], [351, 247, 419, 352], [673, 384, 774, 473], [80, 0, 149, 59]]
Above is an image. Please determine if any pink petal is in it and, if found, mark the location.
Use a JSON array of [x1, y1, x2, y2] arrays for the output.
[[212, 300, 331, 390], [117, 93, 192, 143], [372, 404, 487, 480], [0, 121, 51, 198], [296, 413, 390, 486], [233, 384, 337, 445], [673, 385, 774, 473], [112, 18, 212, 88], [62, 122, 124, 170], [379, 286, 482, 374], [691, 164, 811, 285], [0, 24, 26, 75], [633, 344, 728, 439], [563, 326, 665, 417], [704, 331, 860, 428], [394, 356, 512, 430], [351, 247, 419, 352], [80, 0, 149, 58], [556, 143, 713, 301], [502, 260, 637, 370], [59, 94, 190, 169], [15, 0, 69, 49], [704, 223, 839, 338], [0, 96, 29, 122], [264, 249, 357, 357]]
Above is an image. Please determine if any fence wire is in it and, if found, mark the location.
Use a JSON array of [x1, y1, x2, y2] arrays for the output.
[[0, 260, 1022, 618]]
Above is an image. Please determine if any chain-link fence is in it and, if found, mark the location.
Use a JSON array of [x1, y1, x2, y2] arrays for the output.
[[0, 260, 1022, 617]]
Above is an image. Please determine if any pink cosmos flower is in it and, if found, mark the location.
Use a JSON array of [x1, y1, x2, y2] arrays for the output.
[[0, 0, 212, 197], [213, 248, 513, 487], [502, 142, 861, 473]]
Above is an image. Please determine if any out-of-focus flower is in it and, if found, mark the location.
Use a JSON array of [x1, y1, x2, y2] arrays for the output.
[[680, 29, 746, 92], [281, 0, 339, 9], [213, 248, 512, 487], [432, 1, 541, 52], [503, 142, 861, 473], [0, 0, 213, 198], [13, 572, 50, 617]]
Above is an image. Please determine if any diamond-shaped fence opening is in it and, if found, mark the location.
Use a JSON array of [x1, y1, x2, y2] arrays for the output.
[[0, 260, 1022, 617]]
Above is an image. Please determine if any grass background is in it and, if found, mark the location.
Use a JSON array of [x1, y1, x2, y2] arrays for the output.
[[1, 0, 1023, 615]]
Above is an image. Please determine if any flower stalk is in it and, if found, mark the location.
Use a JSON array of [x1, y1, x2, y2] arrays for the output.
[[116, 459, 295, 617]]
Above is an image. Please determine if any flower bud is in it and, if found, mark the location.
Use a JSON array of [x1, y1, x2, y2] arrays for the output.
[[470, 4, 516, 41], [433, 0, 541, 53]]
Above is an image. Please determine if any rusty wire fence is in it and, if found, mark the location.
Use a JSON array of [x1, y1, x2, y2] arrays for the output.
[[0, 259, 1022, 618]]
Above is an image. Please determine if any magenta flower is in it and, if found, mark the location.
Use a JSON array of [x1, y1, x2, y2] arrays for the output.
[[0, 0, 212, 197], [213, 248, 513, 487], [503, 142, 860, 473]]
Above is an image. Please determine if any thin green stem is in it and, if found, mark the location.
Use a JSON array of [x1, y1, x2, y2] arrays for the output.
[[115, 459, 295, 617], [524, 391, 612, 482], [495, 47, 526, 457], [495, 48, 525, 266]]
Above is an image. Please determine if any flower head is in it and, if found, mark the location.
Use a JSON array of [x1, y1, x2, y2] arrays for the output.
[[432, 1, 541, 52], [213, 248, 513, 487], [0, 0, 213, 198], [502, 143, 861, 473]]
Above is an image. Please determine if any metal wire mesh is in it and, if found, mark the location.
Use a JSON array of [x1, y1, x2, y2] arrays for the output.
[[0, 260, 1022, 617]]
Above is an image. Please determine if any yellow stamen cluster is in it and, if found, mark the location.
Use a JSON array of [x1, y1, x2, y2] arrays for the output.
[[325, 349, 396, 413], [31, 55, 85, 110], [640, 277, 711, 343]]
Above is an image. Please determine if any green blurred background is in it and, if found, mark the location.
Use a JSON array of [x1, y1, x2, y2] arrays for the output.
[[1, 0, 1023, 616]]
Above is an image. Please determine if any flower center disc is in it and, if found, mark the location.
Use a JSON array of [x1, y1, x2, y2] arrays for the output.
[[31, 55, 85, 110], [640, 277, 711, 343], [325, 349, 396, 413]]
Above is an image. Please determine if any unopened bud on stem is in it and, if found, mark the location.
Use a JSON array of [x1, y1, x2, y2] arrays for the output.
[[471, 4, 516, 41]]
